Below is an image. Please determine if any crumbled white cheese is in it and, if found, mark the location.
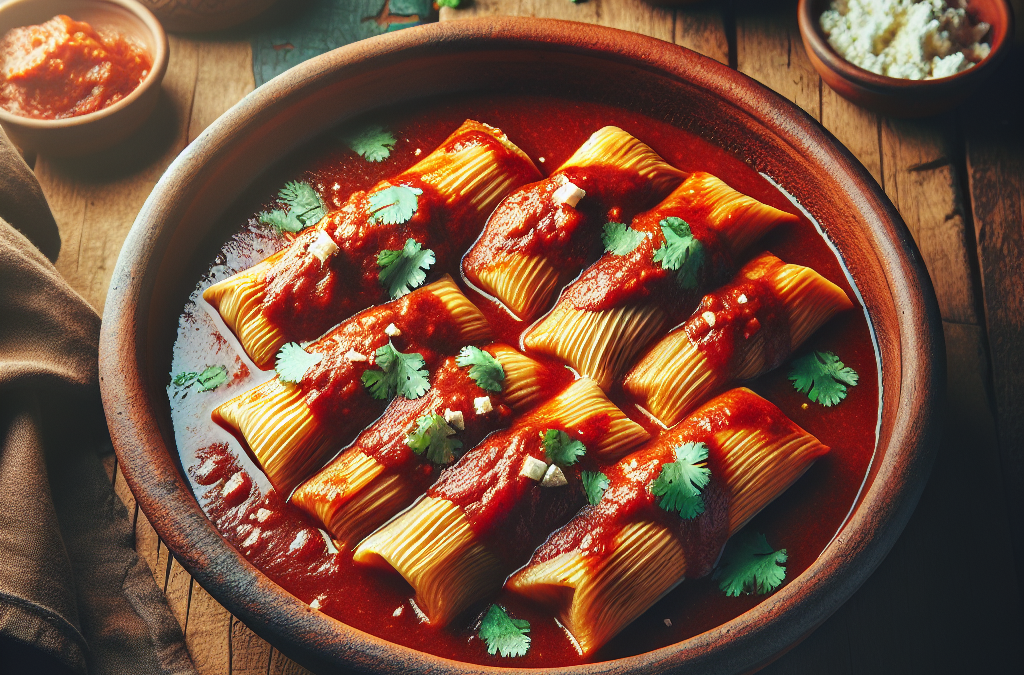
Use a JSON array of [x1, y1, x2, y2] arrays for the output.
[[308, 230, 339, 262], [255, 508, 273, 523], [702, 311, 717, 327], [737, 294, 748, 304], [344, 349, 368, 362], [393, 605, 404, 617], [443, 408, 465, 431], [538, 157, 546, 163], [541, 464, 568, 487], [552, 181, 586, 208], [820, 0, 990, 80], [414, 148, 422, 156], [520, 455, 549, 481], [385, 323, 402, 337], [473, 395, 493, 415], [241, 529, 260, 548], [309, 598, 321, 610]]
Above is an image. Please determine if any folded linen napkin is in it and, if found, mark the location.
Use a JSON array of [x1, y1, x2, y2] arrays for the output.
[[0, 127, 197, 675]]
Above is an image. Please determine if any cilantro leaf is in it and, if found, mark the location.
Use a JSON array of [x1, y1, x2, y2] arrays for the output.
[[788, 350, 859, 407], [360, 342, 429, 400], [652, 217, 705, 289], [257, 180, 327, 234], [377, 238, 435, 299], [173, 365, 229, 392], [368, 185, 423, 225], [438, 0, 462, 7], [407, 413, 462, 465], [275, 343, 324, 384], [456, 346, 504, 392], [478, 605, 530, 658], [602, 221, 645, 255], [344, 125, 396, 162], [714, 531, 787, 597], [650, 441, 711, 519], [541, 429, 586, 467], [582, 470, 610, 505]]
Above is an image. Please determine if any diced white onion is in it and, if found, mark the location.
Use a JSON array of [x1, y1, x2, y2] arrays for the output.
[[308, 230, 339, 262], [552, 181, 585, 208], [737, 294, 748, 304], [310, 598, 321, 610], [540, 464, 568, 487], [443, 408, 465, 431], [474, 396, 493, 415], [702, 311, 717, 327], [344, 349, 368, 362], [520, 455, 548, 481], [385, 323, 402, 337]]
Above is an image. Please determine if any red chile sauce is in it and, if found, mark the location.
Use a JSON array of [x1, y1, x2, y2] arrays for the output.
[[0, 15, 151, 120], [169, 94, 880, 667]]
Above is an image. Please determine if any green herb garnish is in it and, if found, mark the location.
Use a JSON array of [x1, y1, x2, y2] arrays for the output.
[[274, 343, 324, 384], [257, 180, 327, 234], [173, 365, 229, 392], [650, 441, 710, 519], [478, 605, 530, 658], [788, 350, 859, 407], [541, 429, 586, 467], [652, 216, 704, 289], [438, 0, 462, 8], [582, 470, 610, 505], [456, 346, 504, 392], [368, 185, 423, 225], [361, 342, 429, 400], [602, 221, 645, 255], [407, 413, 462, 465], [377, 238, 435, 299], [714, 531, 787, 597], [344, 124, 397, 162]]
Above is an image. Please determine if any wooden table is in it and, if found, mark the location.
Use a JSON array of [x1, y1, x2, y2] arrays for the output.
[[25, 1, 1024, 673]]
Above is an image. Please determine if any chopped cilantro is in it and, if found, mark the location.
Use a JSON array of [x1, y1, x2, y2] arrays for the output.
[[275, 343, 324, 384], [650, 441, 711, 519], [582, 470, 610, 505], [479, 605, 530, 658], [377, 238, 435, 299], [602, 221, 645, 255], [788, 350, 859, 407], [456, 346, 504, 392], [437, 0, 462, 7], [652, 217, 705, 289], [173, 365, 229, 392], [407, 413, 462, 465], [361, 342, 430, 400], [714, 531, 787, 597], [541, 429, 586, 467], [368, 185, 423, 225], [343, 125, 396, 162], [257, 180, 327, 234]]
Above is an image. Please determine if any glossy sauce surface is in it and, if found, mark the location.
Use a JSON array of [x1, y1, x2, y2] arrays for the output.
[[169, 94, 880, 667], [0, 15, 150, 119]]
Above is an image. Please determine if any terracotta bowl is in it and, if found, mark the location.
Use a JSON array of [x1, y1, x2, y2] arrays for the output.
[[0, 0, 168, 156], [99, 18, 944, 675], [799, 0, 1014, 118]]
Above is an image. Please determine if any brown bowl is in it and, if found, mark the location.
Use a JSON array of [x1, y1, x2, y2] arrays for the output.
[[799, 0, 1014, 118], [99, 17, 944, 675], [0, 0, 168, 156]]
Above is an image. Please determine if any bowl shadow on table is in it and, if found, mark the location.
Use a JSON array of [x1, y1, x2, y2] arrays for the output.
[[38, 87, 182, 181]]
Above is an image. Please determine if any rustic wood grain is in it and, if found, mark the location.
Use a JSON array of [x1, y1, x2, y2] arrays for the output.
[[965, 47, 1024, 600], [229, 616, 273, 675], [735, 0, 820, 121], [267, 648, 316, 675], [165, 555, 194, 636], [186, 582, 233, 675]]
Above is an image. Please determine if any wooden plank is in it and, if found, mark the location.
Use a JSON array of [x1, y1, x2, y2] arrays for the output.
[[187, 39, 257, 145], [166, 555, 194, 637], [186, 582, 232, 675], [821, 86, 882, 187], [135, 503, 163, 583], [441, 0, 674, 41], [112, 464, 139, 538], [735, 0, 820, 121], [673, 5, 729, 65], [964, 47, 1024, 597], [267, 649, 316, 675], [229, 615, 273, 675], [880, 115, 980, 325]]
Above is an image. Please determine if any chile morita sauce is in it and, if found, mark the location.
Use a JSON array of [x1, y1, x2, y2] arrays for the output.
[[169, 94, 880, 667]]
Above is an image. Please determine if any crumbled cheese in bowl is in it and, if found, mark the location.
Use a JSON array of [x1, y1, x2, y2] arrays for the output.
[[820, 0, 991, 80]]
